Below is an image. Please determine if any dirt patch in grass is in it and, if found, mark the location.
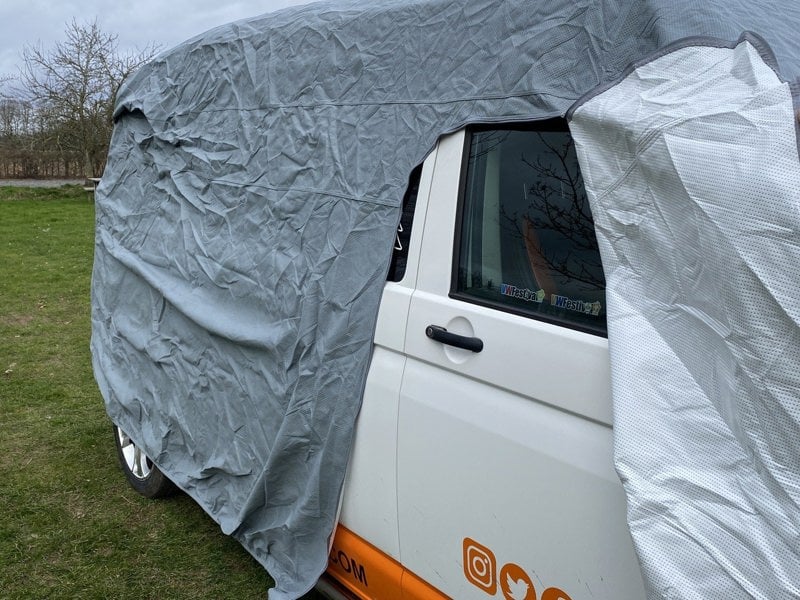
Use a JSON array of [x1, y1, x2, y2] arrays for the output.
[[0, 313, 35, 327]]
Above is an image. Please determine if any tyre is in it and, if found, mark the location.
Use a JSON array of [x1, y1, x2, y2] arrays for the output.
[[113, 424, 177, 498]]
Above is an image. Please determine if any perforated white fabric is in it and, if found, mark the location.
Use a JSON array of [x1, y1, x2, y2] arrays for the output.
[[571, 39, 800, 599]]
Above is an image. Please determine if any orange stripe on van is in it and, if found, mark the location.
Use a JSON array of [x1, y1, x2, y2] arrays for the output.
[[401, 567, 450, 600], [326, 525, 449, 600]]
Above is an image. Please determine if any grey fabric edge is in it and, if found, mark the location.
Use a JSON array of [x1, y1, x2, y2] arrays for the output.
[[566, 32, 782, 121], [566, 31, 800, 170]]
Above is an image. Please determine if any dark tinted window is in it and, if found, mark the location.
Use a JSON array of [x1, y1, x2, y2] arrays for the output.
[[453, 122, 606, 335], [388, 164, 421, 282]]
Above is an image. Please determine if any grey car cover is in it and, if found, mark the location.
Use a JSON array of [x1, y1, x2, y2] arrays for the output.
[[90, 0, 800, 597]]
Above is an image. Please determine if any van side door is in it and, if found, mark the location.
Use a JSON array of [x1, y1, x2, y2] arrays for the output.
[[397, 123, 646, 599]]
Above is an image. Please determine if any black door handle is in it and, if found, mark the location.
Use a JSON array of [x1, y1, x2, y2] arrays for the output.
[[425, 325, 483, 353]]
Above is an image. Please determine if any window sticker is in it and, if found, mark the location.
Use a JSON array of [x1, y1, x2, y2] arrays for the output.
[[500, 283, 546, 303], [550, 294, 602, 316]]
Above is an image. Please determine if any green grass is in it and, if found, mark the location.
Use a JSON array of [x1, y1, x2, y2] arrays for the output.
[[0, 186, 278, 599]]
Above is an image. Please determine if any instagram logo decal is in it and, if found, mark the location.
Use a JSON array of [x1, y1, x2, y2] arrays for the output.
[[463, 537, 497, 594], [462, 538, 572, 600]]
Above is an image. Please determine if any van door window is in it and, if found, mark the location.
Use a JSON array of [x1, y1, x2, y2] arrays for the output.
[[452, 121, 606, 335], [387, 164, 422, 282]]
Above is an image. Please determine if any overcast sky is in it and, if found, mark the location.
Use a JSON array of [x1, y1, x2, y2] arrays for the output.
[[0, 0, 315, 82]]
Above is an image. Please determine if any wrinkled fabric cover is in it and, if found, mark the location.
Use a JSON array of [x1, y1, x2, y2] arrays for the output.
[[90, 0, 800, 597], [570, 38, 800, 599]]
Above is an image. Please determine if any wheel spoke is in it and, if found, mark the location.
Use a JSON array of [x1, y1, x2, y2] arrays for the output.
[[133, 447, 145, 478], [132, 446, 150, 479]]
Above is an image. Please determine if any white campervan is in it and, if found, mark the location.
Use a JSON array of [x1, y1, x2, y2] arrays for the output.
[[114, 119, 646, 600], [99, 2, 800, 599]]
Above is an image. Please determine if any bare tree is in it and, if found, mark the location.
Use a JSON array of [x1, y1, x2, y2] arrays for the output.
[[19, 19, 158, 177], [499, 132, 604, 291]]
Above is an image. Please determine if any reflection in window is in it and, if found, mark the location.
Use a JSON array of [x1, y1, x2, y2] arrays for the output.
[[455, 122, 606, 335]]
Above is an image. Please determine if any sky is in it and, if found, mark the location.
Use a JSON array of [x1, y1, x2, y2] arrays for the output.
[[0, 0, 314, 83]]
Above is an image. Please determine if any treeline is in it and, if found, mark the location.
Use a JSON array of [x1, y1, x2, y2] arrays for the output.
[[0, 97, 91, 178], [0, 20, 157, 179]]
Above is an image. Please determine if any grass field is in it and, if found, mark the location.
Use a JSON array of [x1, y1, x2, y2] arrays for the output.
[[0, 186, 278, 598]]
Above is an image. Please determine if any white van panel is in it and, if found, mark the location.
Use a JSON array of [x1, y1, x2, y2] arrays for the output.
[[397, 358, 646, 599], [337, 144, 442, 562], [339, 283, 413, 560], [405, 291, 613, 425], [339, 343, 404, 560]]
